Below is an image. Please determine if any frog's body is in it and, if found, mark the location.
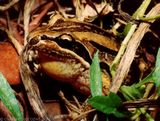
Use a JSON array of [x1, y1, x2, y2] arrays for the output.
[[20, 13, 119, 120]]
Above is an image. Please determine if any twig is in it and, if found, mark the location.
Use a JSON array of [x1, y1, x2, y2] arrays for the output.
[[5, 9, 23, 53], [58, 91, 80, 114], [118, 0, 135, 22], [123, 99, 160, 108], [73, 96, 82, 109], [0, 27, 23, 55], [0, 0, 19, 11], [72, 109, 96, 121], [110, 24, 137, 76], [110, 4, 160, 93], [24, 0, 35, 45], [58, 91, 95, 121], [29, 2, 54, 32]]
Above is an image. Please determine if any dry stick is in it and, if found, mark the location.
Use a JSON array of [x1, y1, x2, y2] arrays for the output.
[[111, 24, 137, 77], [110, 4, 160, 93], [5, 10, 23, 55], [59, 91, 95, 121], [0, 27, 23, 55], [72, 109, 96, 121], [0, 0, 19, 11], [6, 29, 23, 55], [58, 91, 80, 114], [29, 2, 53, 32], [24, 0, 35, 45]]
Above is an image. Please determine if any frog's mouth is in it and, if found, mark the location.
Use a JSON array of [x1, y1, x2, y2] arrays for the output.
[[33, 39, 90, 83]]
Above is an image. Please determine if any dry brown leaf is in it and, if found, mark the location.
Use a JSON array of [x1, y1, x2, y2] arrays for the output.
[[73, 0, 113, 21], [0, 42, 21, 85]]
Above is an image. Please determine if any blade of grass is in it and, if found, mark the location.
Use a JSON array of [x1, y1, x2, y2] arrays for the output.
[[0, 73, 23, 121], [132, 0, 152, 19], [152, 48, 160, 95], [89, 51, 103, 97], [134, 48, 160, 94]]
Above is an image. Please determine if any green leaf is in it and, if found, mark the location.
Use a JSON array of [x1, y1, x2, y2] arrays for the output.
[[0, 73, 23, 121], [88, 92, 127, 118], [120, 84, 145, 101], [134, 48, 160, 96], [90, 51, 103, 96], [153, 48, 160, 95], [132, 0, 151, 18], [121, 22, 133, 37], [134, 70, 154, 88]]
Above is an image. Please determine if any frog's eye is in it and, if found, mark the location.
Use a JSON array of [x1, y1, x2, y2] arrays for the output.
[[29, 37, 40, 45]]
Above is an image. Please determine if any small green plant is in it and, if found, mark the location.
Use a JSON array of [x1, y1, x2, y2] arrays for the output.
[[88, 92, 128, 119], [89, 51, 129, 120]]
